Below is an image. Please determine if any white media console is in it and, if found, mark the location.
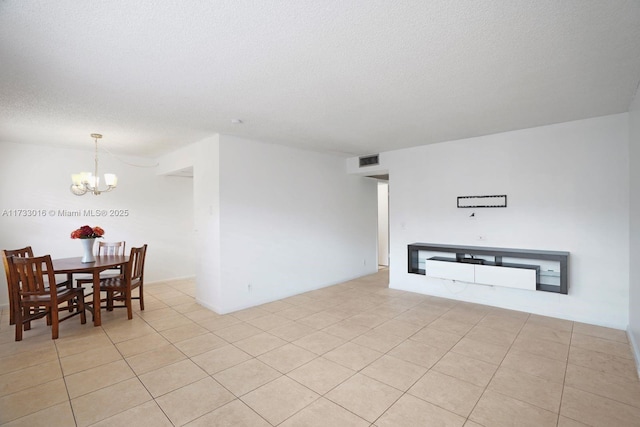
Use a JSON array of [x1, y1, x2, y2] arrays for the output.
[[408, 243, 569, 294]]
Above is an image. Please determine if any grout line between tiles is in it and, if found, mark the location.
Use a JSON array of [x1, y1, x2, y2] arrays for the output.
[[462, 310, 531, 424], [556, 321, 574, 427]]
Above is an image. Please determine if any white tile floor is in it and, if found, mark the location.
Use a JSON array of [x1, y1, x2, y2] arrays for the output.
[[1, 269, 639, 426]]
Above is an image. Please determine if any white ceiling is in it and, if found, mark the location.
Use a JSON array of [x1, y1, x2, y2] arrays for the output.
[[1, 1, 639, 158]]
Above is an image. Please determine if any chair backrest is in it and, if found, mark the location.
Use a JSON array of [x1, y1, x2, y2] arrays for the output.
[[126, 245, 147, 283], [10, 255, 58, 302], [98, 241, 126, 256], [2, 246, 34, 287]]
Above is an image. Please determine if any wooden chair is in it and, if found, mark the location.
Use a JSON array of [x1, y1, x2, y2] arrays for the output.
[[75, 241, 126, 288], [3, 247, 76, 326], [2, 246, 34, 325], [99, 244, 147, 319], [97, 241, 126, 256], [9, 254, 86, 341]]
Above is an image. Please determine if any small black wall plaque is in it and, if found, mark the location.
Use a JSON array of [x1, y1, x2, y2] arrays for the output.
[[457, 195, 507, 208]]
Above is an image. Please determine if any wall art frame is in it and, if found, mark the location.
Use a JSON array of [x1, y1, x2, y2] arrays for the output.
[[457, 195, 507, 208]]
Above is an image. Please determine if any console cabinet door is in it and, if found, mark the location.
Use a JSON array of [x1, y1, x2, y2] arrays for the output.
[[474, 265, 537, 290], [424, 260, 475, 282]]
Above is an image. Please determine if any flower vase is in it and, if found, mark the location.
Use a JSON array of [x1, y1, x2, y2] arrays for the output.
[[81, 238, 96, 263]]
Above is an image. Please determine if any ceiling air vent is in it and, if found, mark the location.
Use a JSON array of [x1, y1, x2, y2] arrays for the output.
[[359, 154, 379, 167]]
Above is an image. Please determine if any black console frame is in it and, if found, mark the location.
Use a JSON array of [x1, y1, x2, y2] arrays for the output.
[[408, 243, 569, 294]]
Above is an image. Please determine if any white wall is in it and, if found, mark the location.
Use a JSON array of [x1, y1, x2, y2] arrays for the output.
[[158, 134, 378, 314], [213, 135, 378, 313], [191, 135, 222, 311], [0, 141, 195, 307], [374, 114, 629, 328], [629, 86, 640, 374], [378, 182, 389, 266], [157, 143, 197, 175]]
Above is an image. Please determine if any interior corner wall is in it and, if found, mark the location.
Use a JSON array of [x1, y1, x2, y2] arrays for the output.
[[629, 86, 640, 373], [0, 141, 194, 308], [385, 114, 630, 329], [190, 135, 223, 312], [215, 135, 377, 313]]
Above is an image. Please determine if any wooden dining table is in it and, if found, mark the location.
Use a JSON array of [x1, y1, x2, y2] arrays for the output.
[[51, 255, 129, 327]]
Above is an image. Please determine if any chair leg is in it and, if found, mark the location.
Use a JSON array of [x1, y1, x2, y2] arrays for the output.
[[9, 295, 15, 325], [87, 294, 96, 321], [67, 275, 74, 313], [107, 291, 113, 311], [139, 284, 144, 311], [126, 289, 133, 320], [78, 296, 86, 325], [51, 306, 59, 340], [25, 309, 33, 330], [14, 307, 23, 341]]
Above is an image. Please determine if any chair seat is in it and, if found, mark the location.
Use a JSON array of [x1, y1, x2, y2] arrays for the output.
[[76, 272, 122, 284], [100, 276, 141, 290], [22, 287, 82, 303], [97, 273, 123, 283]]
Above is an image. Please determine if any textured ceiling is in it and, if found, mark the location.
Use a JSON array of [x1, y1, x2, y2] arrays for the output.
[[1, 1, 639, 158]]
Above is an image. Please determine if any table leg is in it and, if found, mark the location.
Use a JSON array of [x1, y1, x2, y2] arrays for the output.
[[93, 271, 101, 326]]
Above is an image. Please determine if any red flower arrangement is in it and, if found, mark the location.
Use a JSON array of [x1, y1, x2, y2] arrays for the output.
[[70, 225, 105, 239]]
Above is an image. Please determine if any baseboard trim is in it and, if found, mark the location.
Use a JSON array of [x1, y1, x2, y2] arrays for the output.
[[146, 275, 195, 285], [627, 327, 640, 380], [195, 298, 222, 315]]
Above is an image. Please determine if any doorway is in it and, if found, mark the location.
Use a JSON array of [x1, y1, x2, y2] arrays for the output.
[[378, 181, 389, 267]]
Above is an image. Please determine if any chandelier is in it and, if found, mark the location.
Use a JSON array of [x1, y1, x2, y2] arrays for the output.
[[70, 133, 118, 196]]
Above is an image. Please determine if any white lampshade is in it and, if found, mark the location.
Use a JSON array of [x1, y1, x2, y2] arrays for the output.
[[104, 174, 117, 187], [80, 172, 92, 184]]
